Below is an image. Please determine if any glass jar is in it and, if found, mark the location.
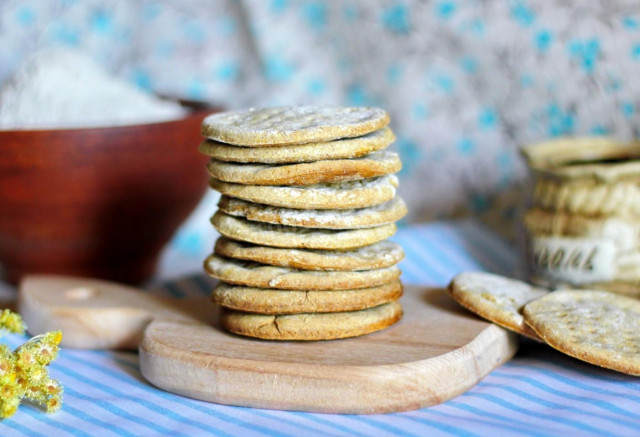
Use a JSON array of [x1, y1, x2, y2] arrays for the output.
[[521, 137, 640, 297]]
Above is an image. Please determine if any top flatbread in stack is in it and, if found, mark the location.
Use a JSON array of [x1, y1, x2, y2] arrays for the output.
[[201, 106, 390, 146], [200, 106, 406, 341]]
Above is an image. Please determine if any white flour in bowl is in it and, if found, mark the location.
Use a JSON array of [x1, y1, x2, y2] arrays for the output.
[[0, 49, 187, 129]]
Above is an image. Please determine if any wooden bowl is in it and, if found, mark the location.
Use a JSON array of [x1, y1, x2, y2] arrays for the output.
[[0, 110, 211, 284]]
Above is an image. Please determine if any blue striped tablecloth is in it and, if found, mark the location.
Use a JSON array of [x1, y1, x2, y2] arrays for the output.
[[2, 220, 640, 436]]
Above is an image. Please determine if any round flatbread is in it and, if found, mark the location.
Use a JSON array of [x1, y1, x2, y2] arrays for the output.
[[214, 237, 404, 271], [204, 254, 401, 290], [448, 272, 548, 340], [209, 175, 398, 210], [220, 301, 403, 340], [217, 196, 407, 229], [523, 290, 640, 376], [199, 127, 395, 163], [201, 106, 390, 146], [206, 151, 401, 186], [211, 212, 396, 250], [212, 280, 403, 314]]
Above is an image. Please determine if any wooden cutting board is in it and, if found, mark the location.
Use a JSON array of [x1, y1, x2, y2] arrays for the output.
[[18, 275, 517, 414]]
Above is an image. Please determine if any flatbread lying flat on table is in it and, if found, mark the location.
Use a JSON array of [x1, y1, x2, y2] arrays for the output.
[[212, 280, 403, 314], [523, 290, 640, 376], [214, 238, 404, 271], [206, 151, 401, 186], [198, 127, 395, 163], [217, 196, 407, 229], [448, 272, 549, 340], [204, 254, 401, 290], [209, 175, 398, 210], [220, 301, 403, 340], [211, 211, 396, 250], [201, 106, 390, 146]]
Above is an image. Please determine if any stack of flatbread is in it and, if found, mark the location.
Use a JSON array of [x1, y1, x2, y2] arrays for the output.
[[199, 106, 407, 340]]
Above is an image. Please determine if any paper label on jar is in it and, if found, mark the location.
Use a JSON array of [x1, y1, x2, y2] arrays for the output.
[[531, 236, 616, 284]]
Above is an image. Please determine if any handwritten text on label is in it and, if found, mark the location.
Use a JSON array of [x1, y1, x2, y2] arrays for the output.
[[531, 237, 616, 284]]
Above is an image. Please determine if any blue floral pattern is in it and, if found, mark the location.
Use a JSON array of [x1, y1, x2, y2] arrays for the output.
[[2, 0, 640, 232]]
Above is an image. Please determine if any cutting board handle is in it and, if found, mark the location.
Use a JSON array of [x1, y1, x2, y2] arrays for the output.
[[18, 275, 213, 350]]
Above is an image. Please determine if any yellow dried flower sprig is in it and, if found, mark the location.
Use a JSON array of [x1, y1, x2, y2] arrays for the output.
[[0, 309, 24, 335], [0, 310, 63, 419]]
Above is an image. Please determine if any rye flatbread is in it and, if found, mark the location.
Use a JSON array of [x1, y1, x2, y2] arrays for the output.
[[212, 280, 403, 314], [201, 106, 390, 146], [523, 290, 640, 375], [220, 301, 403, 340], [206, 151, 401, 186], [214, 237, 404, 271], [204, 254, 401, 290], [211, 211, 396, 250], [448, 272, 548, 340], [217, 196, 407, 229], [209, 175, 398, 210], [199, 127, 395, 163]]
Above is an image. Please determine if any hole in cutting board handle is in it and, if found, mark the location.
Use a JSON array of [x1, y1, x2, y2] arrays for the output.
[[65, 287, 99, 300]]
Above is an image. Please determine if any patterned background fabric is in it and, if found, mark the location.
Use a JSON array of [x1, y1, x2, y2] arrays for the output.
[[2, 0, 640, 255]]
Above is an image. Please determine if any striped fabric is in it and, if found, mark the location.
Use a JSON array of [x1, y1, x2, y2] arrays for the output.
[[2, 220, 640, 436]]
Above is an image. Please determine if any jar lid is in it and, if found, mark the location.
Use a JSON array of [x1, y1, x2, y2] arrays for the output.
[[521, 137, 640, 182]]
